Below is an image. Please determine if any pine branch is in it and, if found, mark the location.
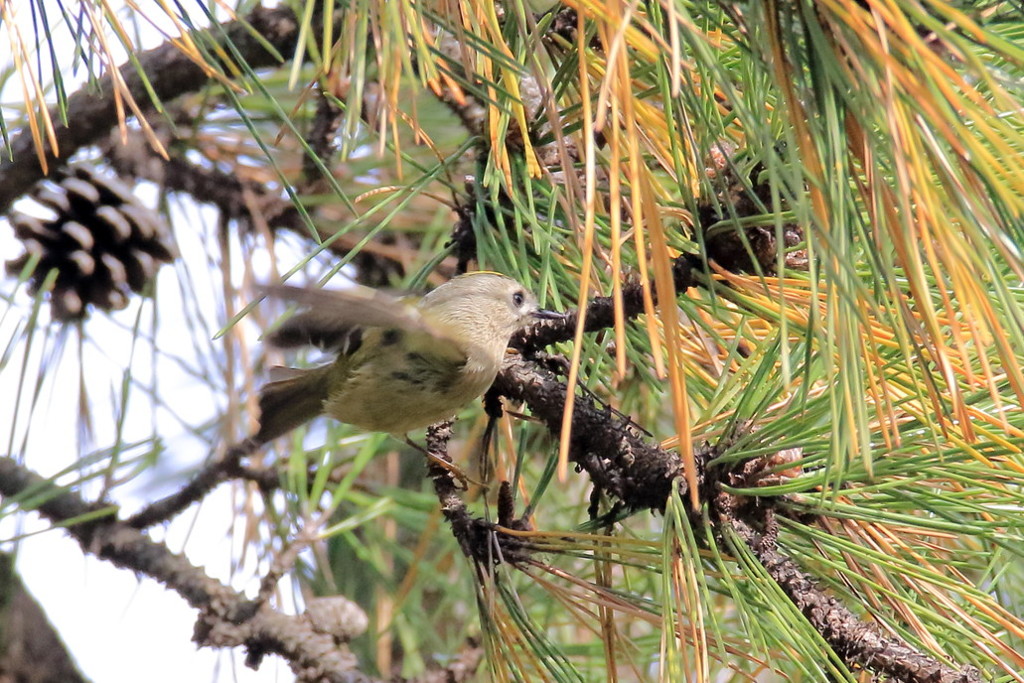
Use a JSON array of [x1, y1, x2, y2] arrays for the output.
[[500, 286, 987, 681], [0, 5, 301, 216], [0, 456, 369, 682], [727, 513, 981, 683]]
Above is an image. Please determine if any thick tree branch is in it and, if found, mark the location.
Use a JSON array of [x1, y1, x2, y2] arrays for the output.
[[423, 422, 533, 566], [102, 133, 288, 225], [493, 354, 695, 512], [424, 421, 481, 560], [0, 5, 301, 216], [102, 129, 411, 276]]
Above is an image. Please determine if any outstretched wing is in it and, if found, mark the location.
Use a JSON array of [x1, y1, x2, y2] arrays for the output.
[[263, 307, 358, 350], [262, 284, 455, 354]]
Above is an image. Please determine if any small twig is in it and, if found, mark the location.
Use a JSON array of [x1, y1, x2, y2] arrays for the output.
[[407, 435, 475, 490], [127, 438, 257, 528], [424, 421, 477, 559], [256, 521, 323, 605], [423, 423, 531, 566], [103, 133, 282, 223], [301, 90, 343, 187]]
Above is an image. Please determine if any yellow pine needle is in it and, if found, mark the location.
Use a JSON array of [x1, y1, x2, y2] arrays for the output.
[[962, 407, 1024, 447], [576, 53, 700, 188], [888, 150, 972, 443], [462, 2, 539, 183], [640, 170, 696, 507], [557, 9, 599, 482], [841, 514, 1024, 672], [571, 45, 671, 382], [593, 1, 634, 133], [841, 519, 947, 651], [711, 269, 1023, 463], [556, 226, 595, 485], [862, 340, 901, 451], [563, 0, 660, 61], [527, 562, 655, 623], [402, 1, 436, 86], [620, 94, 669, 382], [666, 0, 682, 97], [824, 0, 1024, 429], [632, 97, 692, 184], [523, 561, 769, 678], [502, 560, 778, 679], [606, 47, 627, 378], [479, 51, 515, 189], [480, 3, 541, 178], [947, 568, 1024, 648], [594, 534, 620, 682], [2, 1, 57, 172], [498, 530, 662, 568], [319, 0, 334, 60], [481, 603, 546, 680], [287, 0, 316, 90]]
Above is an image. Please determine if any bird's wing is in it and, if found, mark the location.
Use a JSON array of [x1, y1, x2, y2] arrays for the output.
[[263, 308, 361, 351], [262, 284, 456, 353]]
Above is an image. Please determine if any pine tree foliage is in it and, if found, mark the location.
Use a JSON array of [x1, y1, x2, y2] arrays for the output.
[[1, 0, 1023, 681]]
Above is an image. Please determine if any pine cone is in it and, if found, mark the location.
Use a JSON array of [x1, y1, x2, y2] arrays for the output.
[[5, 164, 177, 321]]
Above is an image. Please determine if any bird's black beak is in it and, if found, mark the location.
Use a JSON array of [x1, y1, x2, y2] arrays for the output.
[[532, 308, 567, 321]]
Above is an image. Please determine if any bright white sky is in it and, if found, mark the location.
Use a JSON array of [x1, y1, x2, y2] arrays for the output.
[[0, 2, 314, 680]]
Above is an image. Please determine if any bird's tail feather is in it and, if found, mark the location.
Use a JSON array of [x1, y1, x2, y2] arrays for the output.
[[254, 364, 332, 444]]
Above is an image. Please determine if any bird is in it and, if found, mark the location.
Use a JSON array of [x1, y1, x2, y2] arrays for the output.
[[252, 271, 563, 445]]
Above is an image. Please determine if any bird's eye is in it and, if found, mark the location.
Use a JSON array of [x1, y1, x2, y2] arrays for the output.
[[512, 291, 525, 307]]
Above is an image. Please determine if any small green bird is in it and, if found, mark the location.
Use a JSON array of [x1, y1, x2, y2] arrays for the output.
[[254, 272, 562, 444]]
